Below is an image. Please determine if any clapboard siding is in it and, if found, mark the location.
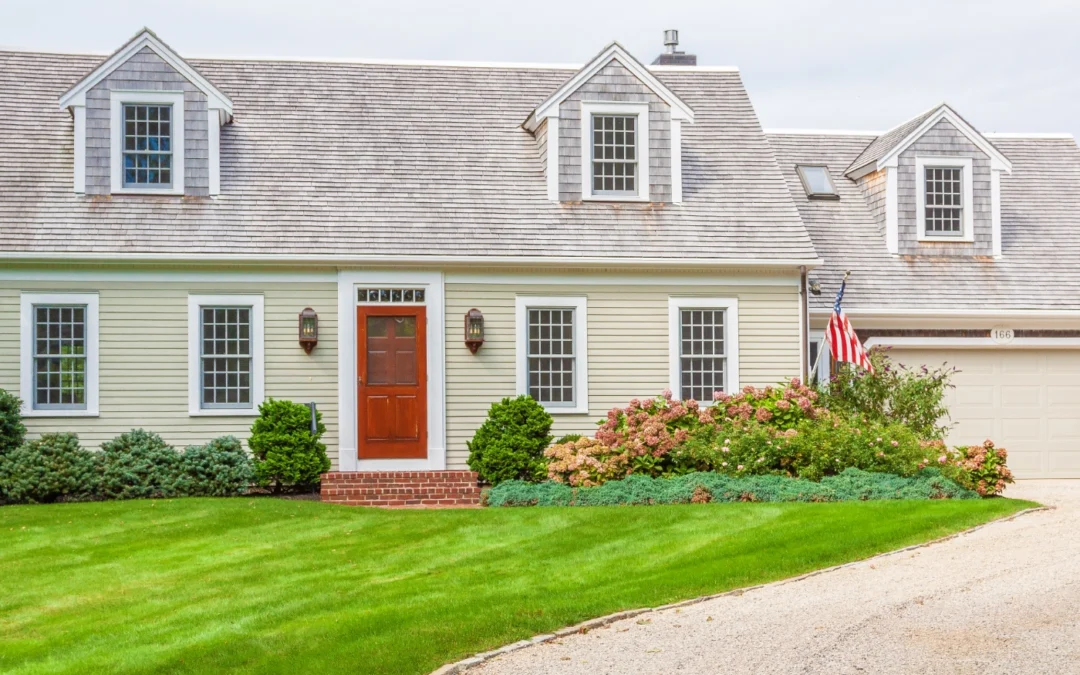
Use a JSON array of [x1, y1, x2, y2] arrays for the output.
[[897, 119, 993, 256], [443, 280, 800, 468], [0, 280, 341, 467], [85, 47, 210, 196]]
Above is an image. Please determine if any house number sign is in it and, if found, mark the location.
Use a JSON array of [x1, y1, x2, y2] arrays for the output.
[[990, 326, 1015, 345]]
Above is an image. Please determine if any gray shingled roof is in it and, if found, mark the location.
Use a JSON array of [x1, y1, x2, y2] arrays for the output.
[[0, 50, 819, 264], [768, 132, 1080, 312], [844, 106, 939, 176]]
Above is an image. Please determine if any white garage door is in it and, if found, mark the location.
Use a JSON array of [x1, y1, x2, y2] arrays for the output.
[[887, 349, 1080, 479]]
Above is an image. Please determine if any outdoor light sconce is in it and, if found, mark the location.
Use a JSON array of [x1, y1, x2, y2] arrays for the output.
[[465, 308, 485, 354], [298, 307, 319, 354]]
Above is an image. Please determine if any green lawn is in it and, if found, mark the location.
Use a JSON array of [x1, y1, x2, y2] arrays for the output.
[[0, 497, 1033, 674]]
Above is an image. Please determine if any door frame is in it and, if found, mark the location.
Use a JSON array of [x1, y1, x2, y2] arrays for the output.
[[337, 271, 446, 471]]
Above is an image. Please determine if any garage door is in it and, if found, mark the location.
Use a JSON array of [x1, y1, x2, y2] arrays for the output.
[[887, 349, 1080, 479]]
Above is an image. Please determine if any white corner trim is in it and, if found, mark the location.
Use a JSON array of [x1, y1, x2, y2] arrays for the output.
[[885, 166, 899, 254], [187, 294, 265, 417], [915, 156, 974, 243], [865, 336, 1080, 349], [667, 297, 740, 398], [524, 43, 694, 130], [109, 90, 186, 196], [546, 117, 560, 201], [991, 169, 1002, 257], [19, 293, 100, 418], [515, 295, 589, 415], [59, 29, 233, 114], [207, 108, 221, 196], [808, 329, 829, 385], [337, 270, 446, 472], [671, 118, 683, 204], [73, 106, 86, 194], [871, 105, 1013, 175], [580, 101, 650, 202]]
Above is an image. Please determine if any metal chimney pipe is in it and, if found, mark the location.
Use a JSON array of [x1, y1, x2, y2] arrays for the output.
[[663, 29, 679, 54]]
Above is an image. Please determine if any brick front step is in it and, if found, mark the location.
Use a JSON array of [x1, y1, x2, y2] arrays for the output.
[[320, 471, 482, 508]]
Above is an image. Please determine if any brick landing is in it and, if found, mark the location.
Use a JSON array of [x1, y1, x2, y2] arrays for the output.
[[320, 471, 482, 507]]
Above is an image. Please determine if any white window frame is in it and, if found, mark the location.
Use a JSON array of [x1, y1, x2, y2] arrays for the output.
[[110, 90, 185, 196], [20, 293, 100, 418], [916, 156, 974, 242], [808, 329, 830, 385], [188, 294, 264, 416], [515, 296, 589, 414], [668, 297, 740, 399], [580, 101, 650, 202]]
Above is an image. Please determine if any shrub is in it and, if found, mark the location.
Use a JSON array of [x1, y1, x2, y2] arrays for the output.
[[822, 347, 954, 440], [467, 395, 553, 485], [249, 399, 330, 491], [487, 468, 977, 507], [181, 436, 254, 497], [100, 429, 184, 500], [0, 433, 100, 504], [553, 434, 583, 445], [0, 388, 26, 456], [947, 440, 1015, 497], [545, 436, 630, 487]]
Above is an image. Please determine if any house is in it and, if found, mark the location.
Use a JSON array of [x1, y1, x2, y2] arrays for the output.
[[768, 107, 1080, 479], [0, 29, 820, 504]]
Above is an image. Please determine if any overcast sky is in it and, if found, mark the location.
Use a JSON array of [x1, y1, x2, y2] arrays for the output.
[[4, 0, 1078, 138]]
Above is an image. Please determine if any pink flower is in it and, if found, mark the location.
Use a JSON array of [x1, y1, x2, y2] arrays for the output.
[[722, 461, 728, 467], [722, 446, 730, 453], [776, 399, 792, 411], [737, 465, 744, 471], [891, 440, 899, 447], [755, 408, 773, 423], [938, 455, 948, 464], [661, 388, 673, 400], [790, 377, 802, 388]]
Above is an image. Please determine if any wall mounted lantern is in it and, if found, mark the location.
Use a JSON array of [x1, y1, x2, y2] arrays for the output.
[[299, 307, 319, 354], [465, 308, 485, 354]]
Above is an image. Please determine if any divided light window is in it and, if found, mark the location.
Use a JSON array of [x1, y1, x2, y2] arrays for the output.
[[123, 104, 173, 187], [924, 166, 963, 235], [591, 114, 637, 195], [200, 306, 252, 408], [679, 308, 726, 401], [33, 306, 87, 410], [527, 308, 576, 406]]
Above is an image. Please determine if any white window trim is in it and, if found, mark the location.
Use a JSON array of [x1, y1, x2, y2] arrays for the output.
[[20, 293, 100, 418], [916, 156, 974, 243], [580, 101, 650, 202], [808, 329, 829, 385], [187, 294, 264, 417], [668, 297, 740, 399], [337, 271, 446, 472], [515, 296, 589, 414], [110, 90, 186, 196]]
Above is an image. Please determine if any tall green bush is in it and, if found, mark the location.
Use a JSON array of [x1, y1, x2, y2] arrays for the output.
[[181, 436, 254, 497], [100, 429, 184, 500], [0, 388, 26, 456], [248, 399, 329, 491], [467, 395, 553, 485], [0, 433, 101, 504], [822, 347, 954, 440]]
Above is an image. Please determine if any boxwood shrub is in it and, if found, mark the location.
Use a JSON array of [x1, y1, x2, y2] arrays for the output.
[[467, 395, 553, 485], [248, 399, 330, 491], [0, 388, 26, 456]]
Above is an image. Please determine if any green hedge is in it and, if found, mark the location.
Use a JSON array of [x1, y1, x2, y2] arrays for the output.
[[487, 468, 978, 507]]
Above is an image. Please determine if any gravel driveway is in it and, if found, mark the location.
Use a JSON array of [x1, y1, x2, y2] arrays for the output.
[[473, 481, 1080, 675]]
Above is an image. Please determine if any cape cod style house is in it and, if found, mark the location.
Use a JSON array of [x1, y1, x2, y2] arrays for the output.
[[1, 29, 1078, 503]]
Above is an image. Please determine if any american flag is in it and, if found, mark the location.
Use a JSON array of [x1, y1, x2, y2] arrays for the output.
[[827, 277, 874, 374]]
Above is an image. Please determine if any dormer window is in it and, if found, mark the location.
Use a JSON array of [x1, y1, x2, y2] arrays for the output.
[[796, 165, 838, 200], [580, 101, 650, 201], [916, 156, 973, 242], [123, 104, 173, 188]]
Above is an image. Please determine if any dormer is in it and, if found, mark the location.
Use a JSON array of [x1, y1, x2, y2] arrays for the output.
[[58, 28, 233, 197], [845, 104, 1011, 257], [523, 42, 694, 204]]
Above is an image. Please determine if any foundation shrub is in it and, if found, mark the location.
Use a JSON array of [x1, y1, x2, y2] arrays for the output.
[[0, 388, 26, 457], [940, 440, 1015, 497], [181, 436, 254, 497], [0, 433, 101, 504], [467, 395, 553, 485], [100, 429, 184, 500], [249, 399, 330, 492]]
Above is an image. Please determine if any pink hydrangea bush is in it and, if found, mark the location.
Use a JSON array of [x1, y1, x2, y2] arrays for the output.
[[709, 379, 825, 430], [544, 437, 630, 487], [947, 440, 1015, 496]]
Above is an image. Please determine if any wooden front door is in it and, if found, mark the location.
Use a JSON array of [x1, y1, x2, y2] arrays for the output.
[[358, 306, 427, 459]]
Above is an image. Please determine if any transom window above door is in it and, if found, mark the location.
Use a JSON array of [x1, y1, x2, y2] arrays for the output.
[[357, 288, 426, 304]]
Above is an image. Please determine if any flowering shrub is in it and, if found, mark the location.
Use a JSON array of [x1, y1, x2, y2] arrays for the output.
[[545, 437, 629, 487], [946, 440, 1014, 496], [709, 379, 825, 430]]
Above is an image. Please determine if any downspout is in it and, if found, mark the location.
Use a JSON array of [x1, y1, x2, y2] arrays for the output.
[[799, 266, 809, 383]]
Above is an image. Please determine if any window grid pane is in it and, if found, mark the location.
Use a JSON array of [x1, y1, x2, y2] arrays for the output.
[[527, 308, 575, 404], [33, 305, 87, 409], [123, 104, 173, 187], [679, 309, 726, 401], [925, 167, 962, 234], [200, 307, 253, 408], [591, 114, 637, 195]]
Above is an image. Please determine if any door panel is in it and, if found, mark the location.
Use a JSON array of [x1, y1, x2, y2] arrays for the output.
[[358, 307, 427, 459]]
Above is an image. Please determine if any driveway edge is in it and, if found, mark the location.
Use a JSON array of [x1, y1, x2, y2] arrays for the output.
[[430, 505, 1049, 675]]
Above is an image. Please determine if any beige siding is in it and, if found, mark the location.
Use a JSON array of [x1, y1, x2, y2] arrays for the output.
[[0, 280, 341, 468], [444, 279, 801, 469]]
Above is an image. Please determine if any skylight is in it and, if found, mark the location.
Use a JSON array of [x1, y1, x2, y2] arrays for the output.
[[796, 165, 839, 200]]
